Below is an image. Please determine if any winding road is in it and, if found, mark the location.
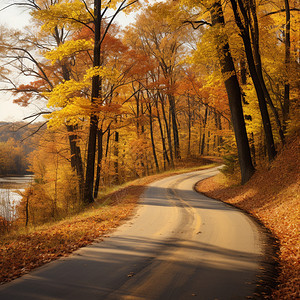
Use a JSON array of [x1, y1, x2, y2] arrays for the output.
[[0, 167, 267, 299]]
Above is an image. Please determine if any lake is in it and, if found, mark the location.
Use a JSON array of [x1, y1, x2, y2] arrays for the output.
[[0, 175, 33, 220]]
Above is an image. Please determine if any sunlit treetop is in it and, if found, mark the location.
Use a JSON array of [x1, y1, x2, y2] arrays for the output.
[[137, 1, 189, 29], [31, 0, 93, 32], [31, 0, 143, 33]]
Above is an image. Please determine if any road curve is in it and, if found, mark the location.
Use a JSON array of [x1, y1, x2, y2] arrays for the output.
[[0, 167, 266, 299]]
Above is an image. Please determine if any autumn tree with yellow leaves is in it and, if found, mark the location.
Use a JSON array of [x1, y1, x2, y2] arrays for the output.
[[0, 0, 298, 225], [179, 0, 299, 180]]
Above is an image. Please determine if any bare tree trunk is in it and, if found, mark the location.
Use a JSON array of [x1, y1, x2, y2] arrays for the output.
[[94, 128, 103, 199], [84, 0, 101, 204], [231, 0, 278, 160], [214, 112, 222, 154], [66, 125, 84, 199], [25, 188, 32, 227], [187, 94, 192, 156], [168, 94, 180, 159], [155, 97, 170, 169], [113, 131, 119, 184], [249, 0, 285, 144], [284, 0, 291, 128], [206, 130, 211, 155], [159, 93, 174, 167], [105, 127, 111, 158], [200, 106, 208, 155], [148, 103, 160, 172]]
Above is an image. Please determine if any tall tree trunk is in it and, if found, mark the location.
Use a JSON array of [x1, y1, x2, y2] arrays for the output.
[[284, 0, 291, 128], [206, 130, 211, 155], [232, 0, 278, 159], [248, 0, 285, 144], [198, 106, 202, 154], [243, 38, 277, 161], [148, 103, 160, 172], [133, 83, 142, 137], [200, 106, 208, 155], [93, 128, 103, 199], [159, 93, 174, 167], [105, 127, 111, 158], [187, 94, 192, 156], [214, 112, 222, 153], [84, 0, 101, 204], [66, 125, 84, 199], [210, 0, 255, 184], [155, 97, 170, 169], [168, 94, 180, 159], [136, 92, 140, 136], [113, 131, 119, 184], [218, 114, 223, 148]]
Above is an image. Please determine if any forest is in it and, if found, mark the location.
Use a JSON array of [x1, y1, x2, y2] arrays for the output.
[[0, 122, 44, 176], [0, 0, 298, 225]]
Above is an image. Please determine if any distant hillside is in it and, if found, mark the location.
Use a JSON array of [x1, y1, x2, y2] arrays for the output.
[[0, 121, 46, 154], [0, 122, 46, 176], [0, 121, 45, 142]]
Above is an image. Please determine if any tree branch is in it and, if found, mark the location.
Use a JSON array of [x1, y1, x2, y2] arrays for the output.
[[183, 20, 212, 30], [263, 8, 300, 17]]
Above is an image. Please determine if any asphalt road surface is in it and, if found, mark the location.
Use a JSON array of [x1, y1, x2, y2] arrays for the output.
[[0, 167, 267, 299]]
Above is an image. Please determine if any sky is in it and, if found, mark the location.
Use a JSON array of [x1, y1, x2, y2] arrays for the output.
[[0, 1, 34, 122], [0, 0, 137, 123]]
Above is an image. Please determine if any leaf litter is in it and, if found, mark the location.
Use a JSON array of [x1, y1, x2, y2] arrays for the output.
[[195, 132, 300, 299], [0, 163, 217, 285]]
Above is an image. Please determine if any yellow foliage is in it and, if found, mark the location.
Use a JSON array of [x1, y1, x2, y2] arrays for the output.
[[31, 0, 92, 33], [45, 39, 93, 63], [24, 132, 83, 224], [84, 66, 120, 83], [180, 0, 211, 10], [43, 63, 122, 128], [32, 0, 141, 34], [45, 79, 88, 108], [45, 98, 91, 129]]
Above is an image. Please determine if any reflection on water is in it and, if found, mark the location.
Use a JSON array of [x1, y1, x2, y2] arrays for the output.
[[0, 175, 33, 187], [0, 175, 33, 220]]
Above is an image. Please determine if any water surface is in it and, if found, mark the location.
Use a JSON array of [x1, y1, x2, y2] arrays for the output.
[[0, 175, 33, 220]]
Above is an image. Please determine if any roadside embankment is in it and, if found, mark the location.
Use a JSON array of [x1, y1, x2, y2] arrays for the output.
[[195, 132, 300, 299]]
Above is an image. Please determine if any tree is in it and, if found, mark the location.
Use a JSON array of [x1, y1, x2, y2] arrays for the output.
[[0, 0, 87, 198], [83, 0, 139, 203], [124, 2, 192, 160], [211, 0, 255, 183], [229, 0, 278, 161], [1, 0, 140, 204], [181, 0, 255, 183]]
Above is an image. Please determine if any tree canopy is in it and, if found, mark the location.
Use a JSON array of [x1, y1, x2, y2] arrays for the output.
[[0, 0, 298, 217]]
